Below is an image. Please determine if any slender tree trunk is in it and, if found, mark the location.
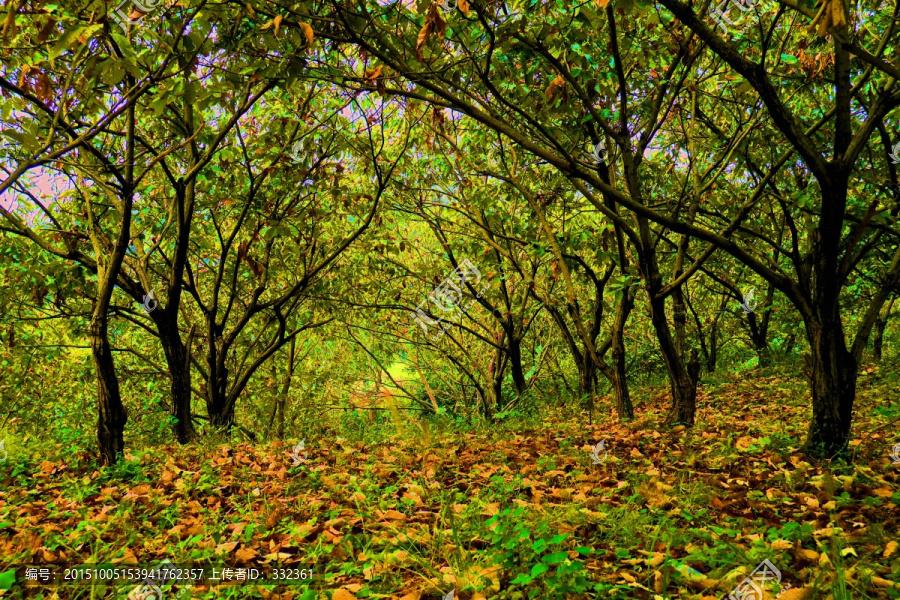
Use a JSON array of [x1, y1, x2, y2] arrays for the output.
[[748, 312, 772, 368], [610, 287, 634, 419], [90, 90, 136, 466], [508, 334, 527, 397], [873, 319, 886, 362], [276, 337, 296, 437], [872, 298, 893, 362], [708, 321, 718, 373], [158, 319, 196, 443], [90, 318, 128, 465], [648, 294, 698, 426], [577, 357, 596, 401], [672, 287, 687, 360]]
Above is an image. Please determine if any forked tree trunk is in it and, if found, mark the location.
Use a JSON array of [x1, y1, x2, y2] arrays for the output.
[[804, 317, 857, 457], [90, 318, 128, 465]]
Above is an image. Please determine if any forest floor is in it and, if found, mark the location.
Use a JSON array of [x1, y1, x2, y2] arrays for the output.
[[1, 367, 899, 600]]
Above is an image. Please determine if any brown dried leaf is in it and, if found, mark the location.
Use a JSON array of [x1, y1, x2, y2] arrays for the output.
[[545, 75, 566, 101], [416, 3, 446, 61], [37, 18, 56, 43]]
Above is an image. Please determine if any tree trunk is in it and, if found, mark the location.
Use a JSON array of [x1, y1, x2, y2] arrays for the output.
[[648, 294, 698, 426], [577, 357, 596, 402], [277, 337, 297, 437], [158, 319, 197, 443], [208, 398, 235, 430], [672, 286, 687, 360], [748, 313, 771, 368], [610, 287, 634, 419], [90, 318, 128, 466], [803, 318, 857, 457], [508, 334, 527, 397], [206, 342, 234, 430], [872, 298, 893, 362]]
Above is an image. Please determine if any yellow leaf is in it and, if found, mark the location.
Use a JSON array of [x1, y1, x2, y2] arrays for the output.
[[653, 570, 665, 592], [884, 541, 899, 558], [458, 0, 470, 15], [333, 590, 358, 600], [777, 589, 813, 600], [273, 14, 283, 36], [771, 539, 792, 551], [298, 22, 314, 46], [796, 548, 818, 561]]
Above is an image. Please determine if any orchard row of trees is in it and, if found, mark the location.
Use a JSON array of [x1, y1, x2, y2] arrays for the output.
[[1, 0, 897, 463]]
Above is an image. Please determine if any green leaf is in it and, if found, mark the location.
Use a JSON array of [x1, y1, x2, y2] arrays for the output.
[[0, 569, 14, 591], [530, 562, 550, 577], [542, 551, 569, 564], [780, 53, 799, 64]]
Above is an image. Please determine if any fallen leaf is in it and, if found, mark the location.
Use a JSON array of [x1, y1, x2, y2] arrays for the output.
[[779, 589, 813, 600]]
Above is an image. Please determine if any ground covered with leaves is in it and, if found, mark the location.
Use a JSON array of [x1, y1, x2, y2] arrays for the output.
[[1, 369, 899, 600]]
